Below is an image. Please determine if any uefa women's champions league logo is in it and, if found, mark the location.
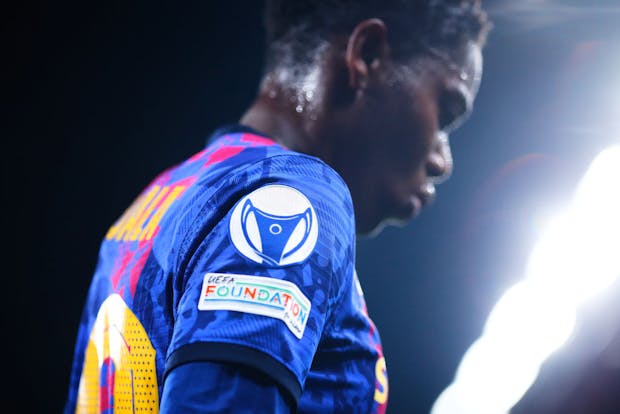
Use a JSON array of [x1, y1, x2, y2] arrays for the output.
[[229, 184, 319, 266], [240, 199, 313, 266]]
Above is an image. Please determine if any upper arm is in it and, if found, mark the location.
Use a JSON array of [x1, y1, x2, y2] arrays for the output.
[[160, 361, 293, 414], [164, 155, 356, 407]]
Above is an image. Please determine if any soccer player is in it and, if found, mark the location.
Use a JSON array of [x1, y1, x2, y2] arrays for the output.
[[64, 1, 491, 413]]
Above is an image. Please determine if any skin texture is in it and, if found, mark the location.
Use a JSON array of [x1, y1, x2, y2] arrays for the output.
[[241, 19, 483, 236]]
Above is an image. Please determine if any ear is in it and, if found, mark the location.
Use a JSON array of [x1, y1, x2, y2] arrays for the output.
[[345, 18, 389, 90]]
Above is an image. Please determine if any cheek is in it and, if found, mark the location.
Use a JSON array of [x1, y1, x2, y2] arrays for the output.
[[381, 89, 438, 174]]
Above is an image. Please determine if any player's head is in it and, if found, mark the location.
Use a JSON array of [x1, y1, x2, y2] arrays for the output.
[[260, 0, 492, 236]]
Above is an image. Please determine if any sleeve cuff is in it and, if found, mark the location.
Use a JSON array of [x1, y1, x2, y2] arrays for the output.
[[164, 342, 302, 403]]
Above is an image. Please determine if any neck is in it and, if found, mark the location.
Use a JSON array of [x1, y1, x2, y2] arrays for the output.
[[239, 98, 307, 153], [239, 71, 327, 157]]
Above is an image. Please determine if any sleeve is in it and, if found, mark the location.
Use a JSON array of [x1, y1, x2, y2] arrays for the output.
[[160, 361, 293, 414], [164, 154, 356, 405]]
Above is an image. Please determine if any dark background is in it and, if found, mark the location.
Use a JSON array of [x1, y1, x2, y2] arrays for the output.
[[6, 1, 620, 413]]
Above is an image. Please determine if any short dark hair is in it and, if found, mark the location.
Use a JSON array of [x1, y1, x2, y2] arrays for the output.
[[263, 0, 491, 71]]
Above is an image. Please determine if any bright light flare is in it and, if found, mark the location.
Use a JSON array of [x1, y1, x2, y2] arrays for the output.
[[431, 145, 620, 414], [483, 281, 577, 364]]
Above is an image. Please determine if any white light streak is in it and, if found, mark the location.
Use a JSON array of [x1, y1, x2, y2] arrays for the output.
[[432, 145, 620, 414]]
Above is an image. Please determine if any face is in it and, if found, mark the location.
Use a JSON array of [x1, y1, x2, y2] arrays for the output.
[[335, 42, 483, 236]]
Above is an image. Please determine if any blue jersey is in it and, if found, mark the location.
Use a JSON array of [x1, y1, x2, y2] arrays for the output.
[[64, 125, 388, 413]]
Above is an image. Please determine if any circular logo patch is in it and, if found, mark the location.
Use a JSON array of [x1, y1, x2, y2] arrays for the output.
[[229, 184, 319, 266]]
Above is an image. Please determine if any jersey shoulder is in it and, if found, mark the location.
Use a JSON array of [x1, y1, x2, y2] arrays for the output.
[[151, 130, 355, 273]]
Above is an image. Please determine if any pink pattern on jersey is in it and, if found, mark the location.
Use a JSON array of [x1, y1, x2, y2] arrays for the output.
[[129, 240, 153, 298], [240, 133, 276, 146], [204, 146, 245, 167], [187, 148, 208, 163]]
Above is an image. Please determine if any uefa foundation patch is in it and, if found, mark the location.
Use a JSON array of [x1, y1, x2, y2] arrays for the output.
[[198, 272, 311, 339], [229, 184, 319, 267]]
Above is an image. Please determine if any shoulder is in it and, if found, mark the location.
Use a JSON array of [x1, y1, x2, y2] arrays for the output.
[[246, 152, 352, 209], [158, 146, 356, 272], [225, 151, 355, 267]]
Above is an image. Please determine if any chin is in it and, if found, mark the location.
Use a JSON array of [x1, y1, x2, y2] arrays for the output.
[[356, 216, 409, 239], [357, 223, 385, 239]]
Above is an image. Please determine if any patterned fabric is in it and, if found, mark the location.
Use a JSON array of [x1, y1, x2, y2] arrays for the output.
[[64, 125, 388, 413]]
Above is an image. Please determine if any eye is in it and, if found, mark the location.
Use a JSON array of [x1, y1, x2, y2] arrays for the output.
[[438, 89, 469, 133]]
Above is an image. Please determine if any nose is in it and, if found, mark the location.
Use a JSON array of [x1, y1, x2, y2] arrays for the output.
[[425, 131, 453, 184]]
